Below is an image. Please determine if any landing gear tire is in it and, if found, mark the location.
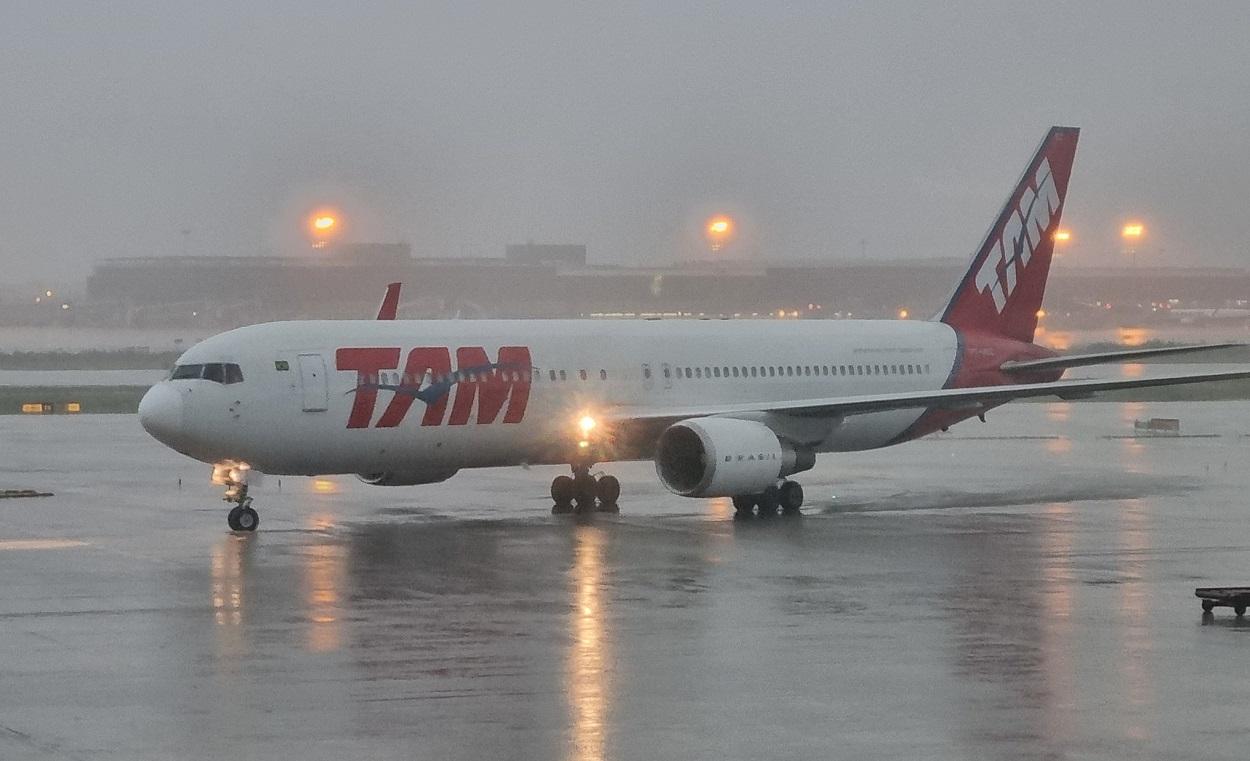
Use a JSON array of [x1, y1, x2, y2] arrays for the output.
[[551, 475, 575, 504], [573, 472, 597, 511], [732, 495, 756, 519], [228, 505, 258, 532], [595, 475, 621, 506], [757, 486, 780, 518], [779, 480, 804, 514]]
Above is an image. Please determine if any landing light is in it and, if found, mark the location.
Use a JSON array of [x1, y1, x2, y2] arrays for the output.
[[578, 415, 597, 435]]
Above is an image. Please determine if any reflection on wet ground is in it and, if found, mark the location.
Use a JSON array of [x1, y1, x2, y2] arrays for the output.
[[2, 401, 1250, 759]]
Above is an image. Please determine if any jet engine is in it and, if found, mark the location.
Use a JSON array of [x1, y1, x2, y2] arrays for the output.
[[356, 469, 459, 487], [654, 417, 815, 497]]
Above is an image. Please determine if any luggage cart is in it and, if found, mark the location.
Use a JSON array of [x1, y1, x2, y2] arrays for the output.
[[1195, 587, 1250, 616]]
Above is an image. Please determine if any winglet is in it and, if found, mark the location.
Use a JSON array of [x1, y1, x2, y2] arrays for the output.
[[937, 126, 1080, 343], [375, 282, 401, 320]]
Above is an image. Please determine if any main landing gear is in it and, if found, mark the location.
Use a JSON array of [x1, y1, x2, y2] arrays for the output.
[[732, 480, 804, 519], [551, 464, 620, 515], [217, 465, 259, 532]]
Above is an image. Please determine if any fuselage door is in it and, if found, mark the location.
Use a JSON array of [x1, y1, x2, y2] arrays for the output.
[[297, 353, 329, 412]]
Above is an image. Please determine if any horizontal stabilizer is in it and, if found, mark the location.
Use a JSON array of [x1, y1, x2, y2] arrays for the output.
[[1001, 343, 1244, 373]]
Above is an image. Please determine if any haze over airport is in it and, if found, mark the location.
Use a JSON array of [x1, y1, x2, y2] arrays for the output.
[[3, 2, 1250, 285]]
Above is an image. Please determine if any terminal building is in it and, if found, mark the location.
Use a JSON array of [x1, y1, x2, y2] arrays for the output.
[[27, 242, 1250, 331]]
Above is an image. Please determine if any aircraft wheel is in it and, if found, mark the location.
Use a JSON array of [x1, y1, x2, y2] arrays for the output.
[[757, 486, 780, 517], [779, 481, 804, 513], [551, 475, 575, 504], [595, 475, 621, 506], [1236, 605, 1246, 617], [732, 494, 756, 517], [1202, 600, 1215, 613], [227, 506, 242, 531], [573, 473, 597, 507], [551, 502, 576, 515], [235, 506, 259, 532]]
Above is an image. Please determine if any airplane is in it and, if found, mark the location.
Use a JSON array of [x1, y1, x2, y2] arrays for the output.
[[138, 126, 1250, 531]]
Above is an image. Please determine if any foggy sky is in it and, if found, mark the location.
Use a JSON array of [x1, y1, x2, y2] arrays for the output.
[[3, 1, 1249, 285]]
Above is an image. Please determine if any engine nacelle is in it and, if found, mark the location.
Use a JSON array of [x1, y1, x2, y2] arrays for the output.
[[356, 469, 459, 487], [655, 417, 815, 497]]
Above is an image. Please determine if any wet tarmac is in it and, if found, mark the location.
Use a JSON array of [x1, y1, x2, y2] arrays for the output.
[[2, 401, 1250, 760]]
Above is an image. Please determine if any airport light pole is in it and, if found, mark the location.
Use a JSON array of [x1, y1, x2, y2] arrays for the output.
[[1121, 222, 1144, 268]]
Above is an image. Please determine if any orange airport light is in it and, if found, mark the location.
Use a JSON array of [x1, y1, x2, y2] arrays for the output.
[[705, 215, 734, 251], [308, 209, 343, 248], [1053, 229, 1071, 243], [1121, 222, 1144, 240]]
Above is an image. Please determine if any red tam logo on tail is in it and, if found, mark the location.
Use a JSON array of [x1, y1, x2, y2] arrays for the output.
[[939, 127, 1079, 343]]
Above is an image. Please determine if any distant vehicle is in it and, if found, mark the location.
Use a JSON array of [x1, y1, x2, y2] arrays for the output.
[[138, 127, 1249, 531]]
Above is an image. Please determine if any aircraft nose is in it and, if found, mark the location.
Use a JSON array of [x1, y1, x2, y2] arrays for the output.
[[138, 383, 184, 444]]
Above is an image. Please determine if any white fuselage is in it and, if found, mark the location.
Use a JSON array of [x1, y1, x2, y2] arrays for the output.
[[140, 318, 960, 476]]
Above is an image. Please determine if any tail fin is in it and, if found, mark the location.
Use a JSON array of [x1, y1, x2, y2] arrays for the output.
[[937, 126, 1079, 343], [375, 282, 401, 320]]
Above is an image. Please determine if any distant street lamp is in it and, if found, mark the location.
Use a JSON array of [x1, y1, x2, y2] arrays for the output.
[[1052, 229, 1072, 260], [1121, 222, 1144, 267], [705, 215, 734, 253], [309, 210, 342, 249]]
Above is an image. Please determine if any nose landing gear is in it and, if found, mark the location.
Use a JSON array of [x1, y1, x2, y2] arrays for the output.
[[551, 464, 620, 514], [216, 463, 259, 532]]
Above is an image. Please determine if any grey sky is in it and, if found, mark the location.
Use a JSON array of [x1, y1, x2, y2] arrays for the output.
[[2, 1, 1248, 284]]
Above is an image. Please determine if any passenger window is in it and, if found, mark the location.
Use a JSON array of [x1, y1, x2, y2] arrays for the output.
[[601, 369, 608, 381], [731, 367, 739, 378], [643, 367, 652, 380], [804, 366, 811, 376], [686, 368, 693, 379], [662, 367, 670, 379], [549, 370, 557, 381], [786, 366, 793, 377], [768, 367, 775, 377], [579, 369, 588, 381], [559, 370, 567, 381], [713, 367, 720, 378]]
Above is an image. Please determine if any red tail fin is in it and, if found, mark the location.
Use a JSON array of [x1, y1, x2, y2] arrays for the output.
[[938, 126, 1079, 342], [375, 282, 401, 320]]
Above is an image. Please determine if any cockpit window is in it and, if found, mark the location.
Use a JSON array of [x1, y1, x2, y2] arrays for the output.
[[170, 362, 244, 384]]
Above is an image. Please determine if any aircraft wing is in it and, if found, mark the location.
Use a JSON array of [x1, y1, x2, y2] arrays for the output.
[[1001, 343, 1243, 373], [607, 369, 1250, 424]]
